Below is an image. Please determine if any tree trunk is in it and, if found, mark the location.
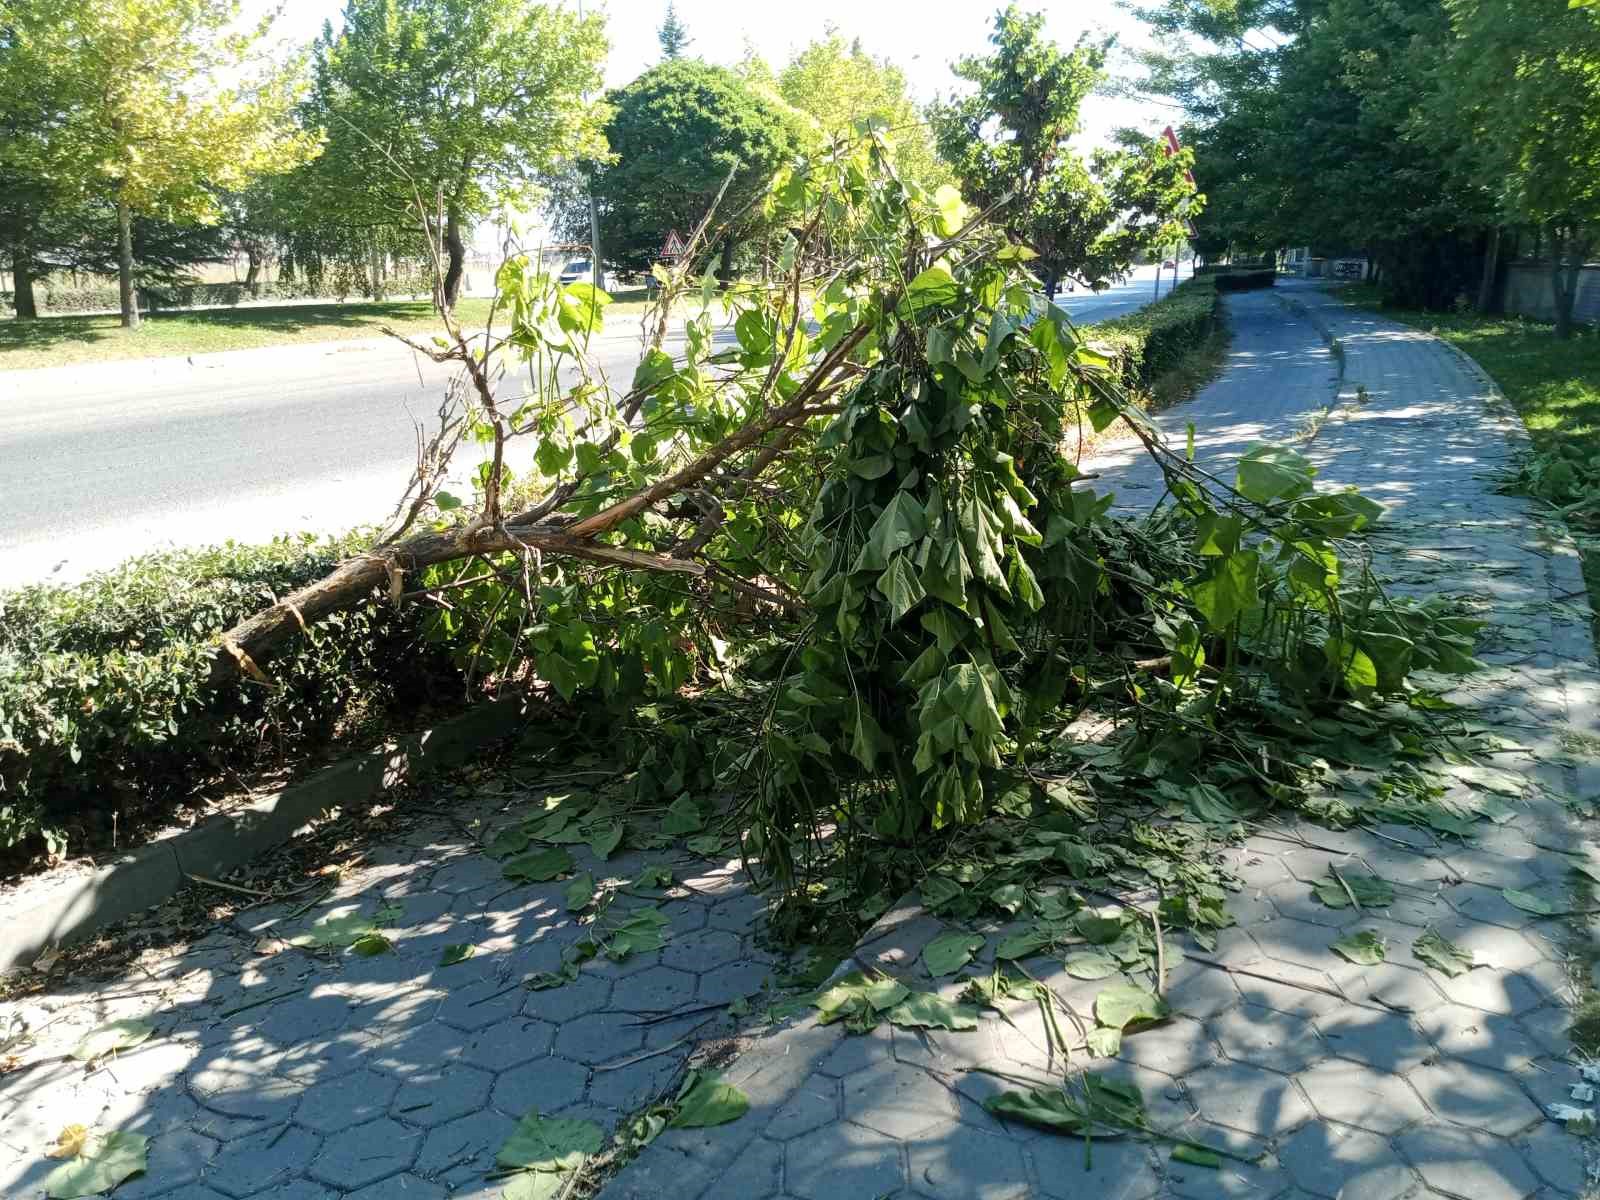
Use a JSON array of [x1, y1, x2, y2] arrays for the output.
[[11, 254, 38, 319], [442, 206, 465, 311], [1476, 226, 1502, 314], [369, 243, 386, 302], [1043, 265, 1060, 302], [118, 198, 140, 330], [1550, 223, 1576, 340], [244, 250, 261, 295], [718, 237, 735, 286]]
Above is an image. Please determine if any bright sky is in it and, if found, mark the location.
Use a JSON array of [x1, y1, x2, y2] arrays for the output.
[[266, 0, 1173, 148]]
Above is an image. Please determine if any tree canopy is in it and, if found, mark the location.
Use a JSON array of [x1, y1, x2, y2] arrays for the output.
[[300, 0, 609, 307], [591, 60, 802, 274], [658, 2, 691, 59]]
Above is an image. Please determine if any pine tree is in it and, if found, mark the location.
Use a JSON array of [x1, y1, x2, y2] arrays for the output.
[[658, 2, 691, 60]]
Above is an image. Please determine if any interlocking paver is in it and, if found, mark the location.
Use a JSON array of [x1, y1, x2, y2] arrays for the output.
[[1278, 1122, 1419, 1200], [1397, 1123, 1540, 1200], [1183, 1061, 1313, 1137], [1295, 1057, 1429, 1134], [1407, 1056, 1544, 1137], [1207, 1002, 1325, 1074], [293, 1068, 399, 1133], [307, 1117, 419, 1190], [785, 1120, 905, 1200], [1028, 1130, 1162, 1199]]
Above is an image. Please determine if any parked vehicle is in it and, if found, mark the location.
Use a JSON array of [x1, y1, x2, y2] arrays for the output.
[[558, 259, 592, 284]]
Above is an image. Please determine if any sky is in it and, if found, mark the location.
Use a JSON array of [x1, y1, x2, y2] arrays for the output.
[[265, 0, 1177, 149]]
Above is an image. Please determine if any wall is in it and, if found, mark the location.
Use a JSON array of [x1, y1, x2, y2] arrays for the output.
[[1503, 262, 1600, 325]]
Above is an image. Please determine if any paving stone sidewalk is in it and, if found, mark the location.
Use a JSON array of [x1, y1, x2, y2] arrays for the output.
[[2, 284, 1597, 1200], [602, 283, 1600, 1200]]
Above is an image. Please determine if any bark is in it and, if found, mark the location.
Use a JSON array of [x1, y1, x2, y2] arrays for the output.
[[1476, 226, 1502, 314], [442, 205, 466, 310], [117, 198, 140, 330], [718, 237, 735, 285], [244, 251, 261, 294], [1043, 265, 1060, 301], [11, 254, 37, 319]]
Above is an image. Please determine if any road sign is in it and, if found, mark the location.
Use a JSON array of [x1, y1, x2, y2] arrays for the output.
[[659, 229, 687, 260], [1161, 125, 1199, 237]]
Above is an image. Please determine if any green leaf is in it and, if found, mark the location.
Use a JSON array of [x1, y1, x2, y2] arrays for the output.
[[995, 928, 1051, 960], [904, 265, 959, 311], [71, 1019, 153, 1062], [44, 1130, 149, 1199], [876, 555, 927, 623], [496, 1112, 604, 1172], [564, 873, 596, 911], [1063, 952, 1120, 980], [990, 884, 1029, 915], [603, 909, 670, 960], [1085, 1026, 1123, 1056], [814, 971, 910, 1025], [502, 1172, 566, 1200], [661, 795, 705, 835], [670, 1072, 750, 1128], [1187, 550, 1260, 632], [1413, 929, 1477, 977], [1235, 444, 1314, 504], [503, 847, 576, 883], [349, 933, 392, 957], [1094, 984, 1168, 1031], [923, 930, 985, 977], [292, 908, 377, 949], [439, 943, 475, 967], [1331, 930, 1386, 965], [886, 992, 980, 1030], [1311, 873, 1394, 909], [587, 822, 624, 860], [1502, 887, 1563, 916], [984, 1087, 1091, 1134], [1172, 1144, 1222, 1168]]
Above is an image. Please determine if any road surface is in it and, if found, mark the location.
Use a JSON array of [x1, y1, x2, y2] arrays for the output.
[[1051, 259, 1194, 325], [0, 266, 1191, 588]]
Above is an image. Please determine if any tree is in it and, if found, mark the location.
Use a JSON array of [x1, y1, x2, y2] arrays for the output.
[[1435, 0, 1600, 336], [591, 61, 801, 275], [304, 0, 608, 310], [771, 33, 947, 191], [0, 2, 316, 328], [931, 6, 1198, 296], [658, 2, 691, 60]]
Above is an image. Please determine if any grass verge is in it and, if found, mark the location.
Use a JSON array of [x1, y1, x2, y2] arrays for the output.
[[0, 288, 662, 370]]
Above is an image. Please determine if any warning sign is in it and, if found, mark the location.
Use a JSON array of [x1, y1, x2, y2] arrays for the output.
[[659, 229, 687, 260]]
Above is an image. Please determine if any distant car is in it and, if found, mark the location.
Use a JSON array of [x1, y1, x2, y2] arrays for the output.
[[1162, 260, 1178, 270], [558, 259, 592, 284]]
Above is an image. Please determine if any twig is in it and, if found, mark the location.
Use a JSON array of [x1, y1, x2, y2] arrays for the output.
[[594, 1021, 712, 1072], [1329, 863, 1363, 912], [215, 986, 301, 1020], [184, 873, 273, 898]]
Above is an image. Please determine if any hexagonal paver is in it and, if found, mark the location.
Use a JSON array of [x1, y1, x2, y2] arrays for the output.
[[1116, 1016, 1217, 1078], [347, 1174, 445, 1200], [1418, 1005, 1543, 1072], [1295, 1057, 1429, 1134], [308, 1117, 420, 1190], [1208, 1002, 1325, 1074], [1333, 962, 1448, 1016], [1396, 1124, 1540, 1200], [1406, 1057, 1543, 1136], [586, 1053, 685, 1111], [554, 1011, 645, 1063], [766, 1081, 842, 1140], [462, 1016, 555, 1070], [190, 1060, 306, 1121], [1277, 1121, 1419, 1200], [1029, 1130, 1162, 1200], [434, 976, 529, 1032], [697, 959, 773, 1005], [907, 1119, 1029, 1199], [523, 974, 613, 1024], [1517, 1119, 1589, 1195], [294, 1067, 400, 1133], [1233, 961, 1345, 1018], [1183, 1061, 1312, 1137], [1316, 1009, 1433, 1073], [660, 929, 742, 973], [785, 1119, 905, 1200], [1162, 962, 1241, 1020], [842, 1060, 955, 1139], [109, 1125, 219, 1199], [490, 1056, 589, 1116], [205, 1122, 323, 1197], [621, 964, 697, 1010], [393, 1062, 494, 1127]]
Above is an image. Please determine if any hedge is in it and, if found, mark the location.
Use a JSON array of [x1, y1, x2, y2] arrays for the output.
[[1, 275, 437, 317], [0, 534, 464, 858], [1094, 275, 1225, 393]]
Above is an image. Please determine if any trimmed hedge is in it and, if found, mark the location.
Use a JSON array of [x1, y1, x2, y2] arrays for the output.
[[0, 535, 463, 856], [1094, 275, 1224, 393], [1, 274, 436, 317]]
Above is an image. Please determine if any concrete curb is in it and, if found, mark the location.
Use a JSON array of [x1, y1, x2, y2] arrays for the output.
[[0, 696, 527, 974]]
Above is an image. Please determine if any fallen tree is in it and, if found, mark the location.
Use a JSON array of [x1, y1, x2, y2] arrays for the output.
[[204, 130, 1478, 892]]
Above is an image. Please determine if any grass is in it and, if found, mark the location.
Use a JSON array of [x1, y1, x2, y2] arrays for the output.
[[0, 287, 662, 370]]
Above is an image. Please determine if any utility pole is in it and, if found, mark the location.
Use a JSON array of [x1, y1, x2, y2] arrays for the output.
[[578, 0, 604, 292]]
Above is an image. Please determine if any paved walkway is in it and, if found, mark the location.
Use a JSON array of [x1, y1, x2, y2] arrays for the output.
[[1, 284, 1596, 1200]]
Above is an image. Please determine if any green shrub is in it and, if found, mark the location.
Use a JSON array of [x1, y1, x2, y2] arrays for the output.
[[0, 534, 464, 856], [1094, 276, 1223, 393]]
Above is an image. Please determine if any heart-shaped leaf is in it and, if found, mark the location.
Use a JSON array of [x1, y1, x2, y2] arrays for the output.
[[670, 1072, 749, 1128], [44, 1130, 148, 1199], [1311, 873, 1394, 909], [886, 992, 980, 1030], [1094, 983, 1168, 1031], [564, 873, 595, 911], [71, 1020, 153, 1063], [1503, 887, 1562, 916], [496, 1112, 604, 1171], [1413, 929, 1476, 977], [1063, 952, 1120, 980], [922, 930, 984, 977], [439, 944, 475, 967], [1331, 931, 1386, 965], [503, 847, 575, 883]]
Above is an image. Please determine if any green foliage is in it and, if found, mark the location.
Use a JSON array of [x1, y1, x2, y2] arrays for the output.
[[591, 60, 802, 272], [0, 534, 459, 854], [1095, 277, 1223, 394]]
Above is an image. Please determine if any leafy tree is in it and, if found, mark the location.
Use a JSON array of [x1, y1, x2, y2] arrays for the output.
[[771, 33, 947, 191], [932, 7, 1198, 296], [658, 1, 691, 60], [1434, 0, 1600, 336], [303, 0, 608, 309], [591, 60, 801, 275], [0, 1, 316, 328]]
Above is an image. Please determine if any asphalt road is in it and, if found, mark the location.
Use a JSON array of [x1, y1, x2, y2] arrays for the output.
[[1051, 259, 1194, 325], [0, 264, 1191, 588]]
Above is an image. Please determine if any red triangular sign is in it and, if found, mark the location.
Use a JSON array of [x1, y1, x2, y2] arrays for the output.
[[660, 229, 687, 258]]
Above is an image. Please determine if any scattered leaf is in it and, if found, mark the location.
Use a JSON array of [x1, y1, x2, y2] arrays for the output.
[[634, 865, 673, 890], [1085, 1026, 1123, 1057], [439, 944, 475, 967], [1063, 951, 1120, 980], [587, 823, 623, 861], [1311, 873, 1394, 909], [886, 992, 980, 1031], [989, 884, 1029, 915], [1331, 931, 1386, 965], [661, 795, 705, 836], [292, 909, 376, 949], [601, 910, 670, 960], [669, 1072, 749, 1128], [71, 1020, 153, 1063], [45, 1125, 90, 1159], [349, 933, 392, 957], [1172, 1144, 1222, 1168], [43, 1130, 148, 1199], [563, 873, 596, 911], [503, 847, 576, 883], [814, 971, 910, 1026], [922, 930, 985, 977], [995, 928, 1051, 960], [1413, 929, 1477, 978], [1502, 887, 1563, 916], [1094, 984, 1168, 1031], [496, 1112, 604, 1172]]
